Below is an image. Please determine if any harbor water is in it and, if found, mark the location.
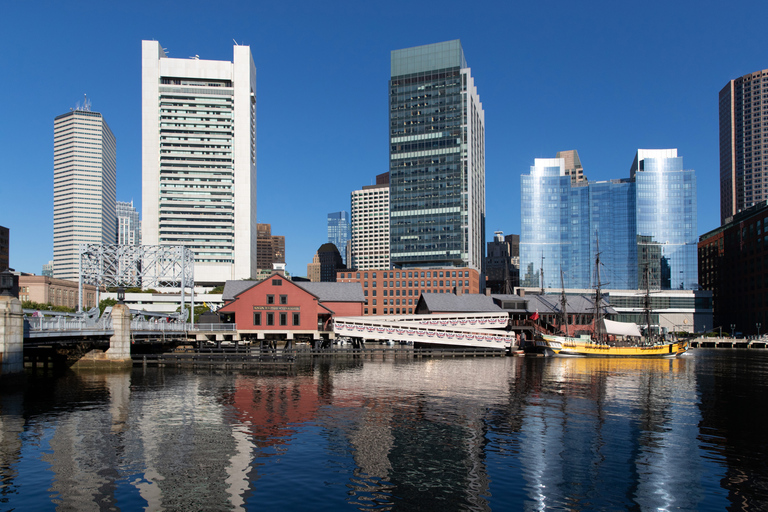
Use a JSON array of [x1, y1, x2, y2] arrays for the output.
[[1, 349, 767, 511]]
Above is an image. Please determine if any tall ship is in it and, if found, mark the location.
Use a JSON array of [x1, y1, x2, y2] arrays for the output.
[[540, 248, 689, 358]]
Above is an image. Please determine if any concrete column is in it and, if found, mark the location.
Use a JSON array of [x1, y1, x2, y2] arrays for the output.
[[0, 296, 24, 375], [105, 303, 133, 365], [73, 303, 133, 369]]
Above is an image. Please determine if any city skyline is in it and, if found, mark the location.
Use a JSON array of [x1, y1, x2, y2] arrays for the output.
[[1, 1, 765, 277]]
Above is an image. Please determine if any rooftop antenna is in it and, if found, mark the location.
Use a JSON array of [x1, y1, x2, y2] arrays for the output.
[[189, 54, 199, 60], [74, 94, 92, 112], [233, 39, 239, 46]]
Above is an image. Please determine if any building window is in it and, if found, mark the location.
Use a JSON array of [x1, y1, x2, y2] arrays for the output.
[[267, 295, 274, 304], [364, 308, 369, 315], [267, 313, 274, 326], [254, 313, 261, 325], [280, 294, 287, 304], [272, 279, 282, 286], [280, 312, 287, 326], [373, 309, 377, 314], [293, 312, 300, 325], [373, 290, 377, 296]]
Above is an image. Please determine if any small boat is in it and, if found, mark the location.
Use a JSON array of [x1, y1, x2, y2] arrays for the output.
[[540, 245, 689, 358]]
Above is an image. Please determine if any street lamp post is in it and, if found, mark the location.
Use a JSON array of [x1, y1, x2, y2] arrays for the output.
[[758, 323, 762, 339], [731, 324, 736, 338]]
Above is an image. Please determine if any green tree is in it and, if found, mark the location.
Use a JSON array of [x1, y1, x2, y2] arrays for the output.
[[176, 304, 209, 323], [99, 298, 118, 316], [21, 301, 75, 313]]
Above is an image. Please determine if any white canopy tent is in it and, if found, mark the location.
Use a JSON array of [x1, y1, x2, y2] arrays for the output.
[[603, 319, 642, 338]]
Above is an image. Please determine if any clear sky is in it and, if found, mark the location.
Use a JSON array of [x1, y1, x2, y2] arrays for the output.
[[2, 0, 766, 278]]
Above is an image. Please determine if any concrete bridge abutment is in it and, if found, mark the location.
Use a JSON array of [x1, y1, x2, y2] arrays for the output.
[[0, 296, 24, 375]]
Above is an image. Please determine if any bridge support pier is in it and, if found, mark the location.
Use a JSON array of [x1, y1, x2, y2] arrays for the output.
[[73, 303, 133, 369], [0, 296, 23, 375]]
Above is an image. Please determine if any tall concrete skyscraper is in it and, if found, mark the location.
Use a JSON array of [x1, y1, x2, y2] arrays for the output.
[[142, 41, 257, 285], [389, 40, 485, 272], [53, 106, 116, 281], [350, 177, 390, 270], [327, 211, 351, 265], [720, 69, 768, 224]]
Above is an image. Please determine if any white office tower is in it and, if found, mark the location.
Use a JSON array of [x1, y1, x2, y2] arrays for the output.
[[351, 183, 390, 270], [116, 200, 141, 245], [53, 106, 116, 281], [141, 41, 257, 285]]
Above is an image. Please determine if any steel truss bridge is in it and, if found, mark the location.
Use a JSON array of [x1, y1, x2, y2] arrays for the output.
[[333, 312, 516, 350], [78, 244, 195, 313]]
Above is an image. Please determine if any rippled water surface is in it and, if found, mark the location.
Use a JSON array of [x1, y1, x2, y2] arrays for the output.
[[2, 349, 768, 511]]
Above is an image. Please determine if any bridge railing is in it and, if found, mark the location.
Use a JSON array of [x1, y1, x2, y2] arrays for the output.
[[25, 316, 92, 332], [190, 323, 237, 332]]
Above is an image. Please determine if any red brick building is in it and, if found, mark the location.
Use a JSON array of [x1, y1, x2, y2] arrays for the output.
[[219, 273, 364, 342], [336, 267, 481, 315], [699, 202, 768, 334]]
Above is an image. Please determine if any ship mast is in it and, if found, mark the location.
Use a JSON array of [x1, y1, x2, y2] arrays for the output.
[[593, 238, 604, 343], [560, 269, 568, 335], [644, 264, 653, 343]]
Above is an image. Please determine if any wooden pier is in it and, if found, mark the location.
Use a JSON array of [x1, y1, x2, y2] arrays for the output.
[[690, 337, 768, 349]]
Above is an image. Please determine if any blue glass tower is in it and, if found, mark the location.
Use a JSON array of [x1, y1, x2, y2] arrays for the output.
[[632, 150, 698, 290], [520, 150, 697, 291], [327, 211, 351, 265]]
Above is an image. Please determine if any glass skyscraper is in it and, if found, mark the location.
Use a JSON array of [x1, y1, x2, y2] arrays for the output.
[[520, 149, 697, 291], [389, 40, 485, 272], [327, 211, 351, 265]]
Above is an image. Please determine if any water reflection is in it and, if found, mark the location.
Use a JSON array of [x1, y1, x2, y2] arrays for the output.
[[2, 352, 768, 510]]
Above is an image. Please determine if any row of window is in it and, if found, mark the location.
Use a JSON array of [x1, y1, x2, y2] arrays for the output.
[[364, 308, 413, 315], [343, 270, 470, 279], [254, 312, 300, 326]]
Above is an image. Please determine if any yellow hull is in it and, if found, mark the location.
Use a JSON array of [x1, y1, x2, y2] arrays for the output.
[[542, 336, 689, 358]]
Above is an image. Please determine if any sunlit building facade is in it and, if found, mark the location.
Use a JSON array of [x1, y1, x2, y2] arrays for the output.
[[720, 68, 768, 224], [117, 200, 141, 246], [53, 108, 116, 281], [389, 40, 485, 273], [521, 149, 697, 291], [351, 182, 390, 270], [142, 41, 257, 285]]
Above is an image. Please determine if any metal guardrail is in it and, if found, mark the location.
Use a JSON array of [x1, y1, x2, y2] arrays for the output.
[[25, 315, 238, 334]]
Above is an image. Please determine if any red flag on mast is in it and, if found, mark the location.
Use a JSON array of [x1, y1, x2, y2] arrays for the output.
[[531, 310, 539, 321]]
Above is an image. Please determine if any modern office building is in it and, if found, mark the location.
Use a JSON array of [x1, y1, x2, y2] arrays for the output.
[[520, 149, 697, 291], [700, 201, 768, 335], [53, 107, 116, 281], [0, 226, 8, 271], [117, 200, 141, 246], [256, 223, 285, 271], [141, 41, 257, 286], [720, 69, 768, 224], [42, 261, 53, 277], [350, 178, 390, 270], [308, 243, 345, 282], [389, 40, 486, 273], [486, 232, 518, 294], [327, 211, 351, 265]]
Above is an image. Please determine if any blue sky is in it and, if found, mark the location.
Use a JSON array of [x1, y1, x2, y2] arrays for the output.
[[1, 0, 766, 277]]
